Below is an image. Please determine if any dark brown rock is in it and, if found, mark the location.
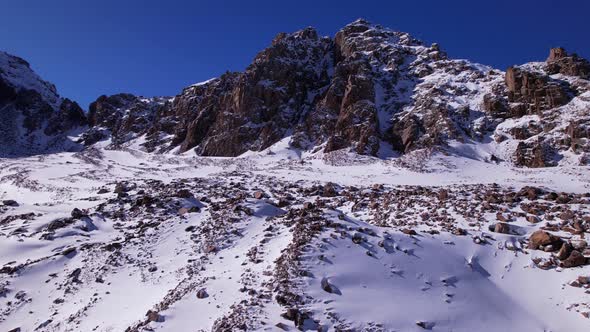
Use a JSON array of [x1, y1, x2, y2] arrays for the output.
[[196, 288, 209, 299], [2, 200, 19, 207], [494, 222, 511, 234], [514, 141, 552, 168], [322, 183, 337, 197], [546, 47, 590, 79], [176, 189, 193, 198], [505, 66, 571, 115], [561, 250, 587, 268], [528, 230, 561, 250], [556, 242, 573, 260], [302, 202, 314, 210], [402, 228, 418, 236], [146, 310, 164, 322], [70, 208, 87, 219]]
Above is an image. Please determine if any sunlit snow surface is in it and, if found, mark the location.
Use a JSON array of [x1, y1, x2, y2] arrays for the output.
[[0, 144, 589, 331]]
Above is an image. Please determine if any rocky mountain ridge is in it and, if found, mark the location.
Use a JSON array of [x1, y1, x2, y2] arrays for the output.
[[0, 51, 86, 156], [2, 19, 589, 167]]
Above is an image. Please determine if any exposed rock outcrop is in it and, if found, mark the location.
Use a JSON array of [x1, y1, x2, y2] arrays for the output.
[[546, 47, 590, 79], [505, 66, 571, 115]]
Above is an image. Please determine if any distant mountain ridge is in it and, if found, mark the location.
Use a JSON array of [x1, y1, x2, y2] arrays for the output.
[[1, 19, 589, 167]]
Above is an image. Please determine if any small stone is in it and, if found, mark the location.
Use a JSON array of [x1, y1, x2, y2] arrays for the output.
[[321, 278, 334, 293], [577, 276, 590, 285], [352, 232, 363, 244], [70, 208, 87, 219], [496, 213, 510, 222], [196, 288, 208, 299], [556, 194, 571, 204], [493, 222, 511, 234], [2, 200, 19, 207], [61, 247, 76, 256], [402, 229, 417, 236], [322, 183, 337, 197], [281, 308, 299, 321], [146, 310, 164, 322], [416, 321, 429, 329], [204, 245, 217, 253], [453, 228, 467, 236], [372, 183, 384, 191], [176, 189, 193, 198], [114, 182, 129, 194]]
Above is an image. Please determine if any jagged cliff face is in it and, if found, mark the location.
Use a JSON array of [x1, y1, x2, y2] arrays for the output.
[[0, 51, 86, 156], [85, 20, 495, 157], [2, 20, 590, 167], [486, 47, 590, 167]]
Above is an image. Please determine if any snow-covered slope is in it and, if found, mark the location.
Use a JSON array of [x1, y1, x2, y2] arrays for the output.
[[0, 146, 589, 331], [1, 19, 590, 332]]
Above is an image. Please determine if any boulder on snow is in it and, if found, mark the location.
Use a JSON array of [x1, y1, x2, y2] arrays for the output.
[[2, 200, 19, 207], [196, 288, 209, 299], [176, 189, 193, 198], [528, 230, 561, 250], [556, 242, 572, 260], [146, 310, 164, 322], [493, 222, 511, 234], [70, 208, 87, 219], [322, 182, 337, 197], [561, 250, 587, 268], [320, 277, 334, 293]]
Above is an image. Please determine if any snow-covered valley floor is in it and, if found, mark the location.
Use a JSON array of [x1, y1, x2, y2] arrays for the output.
[[0, 146, 589, 332]]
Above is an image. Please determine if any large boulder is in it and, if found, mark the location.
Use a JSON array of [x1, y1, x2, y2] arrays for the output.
[[528, 230, 562, 250], [561, 250, 587, 268]]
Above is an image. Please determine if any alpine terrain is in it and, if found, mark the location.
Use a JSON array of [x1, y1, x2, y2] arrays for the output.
[[1, 19, 590, 332]]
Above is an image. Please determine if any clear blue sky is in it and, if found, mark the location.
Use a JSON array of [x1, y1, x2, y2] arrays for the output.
[[2, 0, 588, 108]]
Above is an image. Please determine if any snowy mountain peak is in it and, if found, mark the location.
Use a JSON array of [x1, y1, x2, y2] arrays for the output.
[[0, 51, 60, 108], [0, 51, 86, 157]]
